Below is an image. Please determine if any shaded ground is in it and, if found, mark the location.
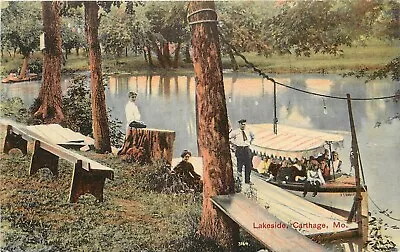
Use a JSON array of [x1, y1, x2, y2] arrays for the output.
[[0, 148, 262, 251]]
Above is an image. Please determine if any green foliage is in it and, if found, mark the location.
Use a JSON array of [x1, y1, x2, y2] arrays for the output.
[[99, 4, 134, 57], [376, 0, 400, 40], [62, 75, 123, 147], [0, 152, 222, 252], [61, 7, 87, 55], [62, 75, 93, 136], [144, 2, 187, 44], [218, 1, 275, 55], [367, 215, 397, 251], [0, 96, 30, 123], [343, 56, 400, 82], [135, 162, 201, 194], [28, 58, 43, 74], [1, 2, 42, 56]]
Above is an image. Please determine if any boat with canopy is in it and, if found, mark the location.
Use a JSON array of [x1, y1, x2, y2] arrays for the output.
[[246, 123, 368, 219]]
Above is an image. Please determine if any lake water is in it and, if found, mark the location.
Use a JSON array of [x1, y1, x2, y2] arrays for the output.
[[1, 72, 399, 248]]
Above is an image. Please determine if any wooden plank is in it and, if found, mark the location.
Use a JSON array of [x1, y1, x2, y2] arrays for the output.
[[47, 124, 84, 142], [211, 194, 326, 252], [250, 175, 359, 238], [27, 125, 68, 144]]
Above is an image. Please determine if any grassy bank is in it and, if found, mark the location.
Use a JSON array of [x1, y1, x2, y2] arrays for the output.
[[1, 39, 398, 77], [0, 141, 262, 251]]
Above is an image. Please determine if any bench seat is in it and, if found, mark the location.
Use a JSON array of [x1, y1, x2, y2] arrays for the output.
[[1, 119, 114, 203]]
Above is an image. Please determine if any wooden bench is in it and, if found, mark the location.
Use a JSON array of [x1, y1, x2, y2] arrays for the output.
[[211, 194, 326, 252], [1, 119, 114, 203]]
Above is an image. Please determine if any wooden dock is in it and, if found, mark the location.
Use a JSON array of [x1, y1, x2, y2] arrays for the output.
[[250, 174, 358, 240], [212, 193, 326, 252], [172, 156, 359, 241]]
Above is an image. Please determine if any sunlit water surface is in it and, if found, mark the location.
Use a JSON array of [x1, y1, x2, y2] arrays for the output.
[[2, 72, 399, 250]]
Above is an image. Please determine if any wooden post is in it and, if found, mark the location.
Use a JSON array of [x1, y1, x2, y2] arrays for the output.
[[118, 128, 175, 165], [69, 160, 109, 203], [3, 126, 28, 155], [346, 94, 365, 241], [30, 140, 59, 177]]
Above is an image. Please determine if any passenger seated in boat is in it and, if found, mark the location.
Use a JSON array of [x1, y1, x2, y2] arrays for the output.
[[276, 159, 294, 182], [319, 159, 330, 181], [268, 159, 281, 179], [303, 161, 326, 197], [317, 149, 331, 168], [331, 151, 342, 174], [173, 150, 202, 191], [293, 158, 307, 182], [255, 157, 271, 174]]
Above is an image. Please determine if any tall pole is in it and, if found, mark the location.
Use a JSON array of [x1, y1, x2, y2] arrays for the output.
[[346, 94, 363, 238], [273, 80, 278, 135]]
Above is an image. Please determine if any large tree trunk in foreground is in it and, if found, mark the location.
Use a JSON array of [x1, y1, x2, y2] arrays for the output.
[[34, 1, 64, 122], [118, 128, 175, 165], [189, 1, 238, 251], [85, 2, 111, 153]]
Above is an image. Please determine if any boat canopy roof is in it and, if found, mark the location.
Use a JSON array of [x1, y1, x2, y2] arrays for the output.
[[248, 124, 344, 160]]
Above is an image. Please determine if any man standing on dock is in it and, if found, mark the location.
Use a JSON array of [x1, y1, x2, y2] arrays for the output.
[[229, 119, 255, 184]]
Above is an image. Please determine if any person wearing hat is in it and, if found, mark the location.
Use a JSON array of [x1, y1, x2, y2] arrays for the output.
[[229, 119, 255, 184], [125, 91, 141, 135], [173, 150, 202, 191]]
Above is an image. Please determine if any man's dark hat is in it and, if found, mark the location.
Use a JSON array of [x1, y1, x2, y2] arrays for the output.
[[238, 119, 246, 124]]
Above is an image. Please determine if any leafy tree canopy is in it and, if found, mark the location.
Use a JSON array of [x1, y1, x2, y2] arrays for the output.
[[1, 1, 42, 56], [99, 4, 133, 57], [61, 6, 86, 53]]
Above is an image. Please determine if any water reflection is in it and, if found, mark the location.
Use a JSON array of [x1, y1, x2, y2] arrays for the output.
[[1, 73, 399, 249]]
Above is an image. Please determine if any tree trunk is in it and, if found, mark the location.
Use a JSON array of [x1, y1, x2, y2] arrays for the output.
[[228, 49, 239, 72], [84, 2, 111, 153], [34, 1, 64, 122], [19, 54, 30, 79], [162, 41, 172, 68], [184, 43, 192, 63], [76, 47, 79, 56], [189, 2, 238, 251], [143, 47, 148, 63], [118, 128, 175, 165], [173, 41, 181, 68], [147, 45, 153, 67]]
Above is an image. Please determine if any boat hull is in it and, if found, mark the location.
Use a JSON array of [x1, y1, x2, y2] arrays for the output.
[[257, 174, 368, 218]]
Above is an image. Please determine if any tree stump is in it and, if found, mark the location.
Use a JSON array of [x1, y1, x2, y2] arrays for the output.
[[118, 128, 175, 165]]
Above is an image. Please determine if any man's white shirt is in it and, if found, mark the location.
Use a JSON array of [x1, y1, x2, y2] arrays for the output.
[[229, 128, 254, 147]]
